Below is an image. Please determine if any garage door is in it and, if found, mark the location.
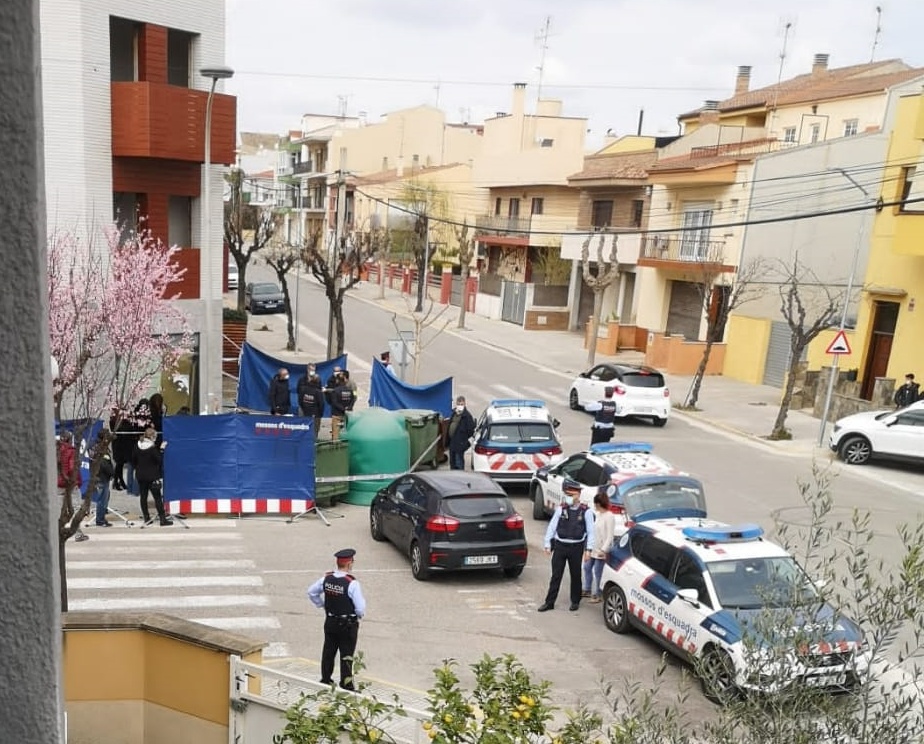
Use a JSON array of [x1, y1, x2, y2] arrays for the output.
[[665, 281, 701, 340], [762, 320, 792, 388]]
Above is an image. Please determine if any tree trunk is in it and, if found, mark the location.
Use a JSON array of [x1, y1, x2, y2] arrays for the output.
[[282, 281, 295, 351], [586, 290, 603, 367], [457, 265, 470, 329], [236, 266, 247, 313], [59, 531, 69, 611], [686, 339, 715, 409], [332, 297, 346, 356], [415, 255, 426, 312], [378, 259, 386, 300], [771, 344, 803, 437]]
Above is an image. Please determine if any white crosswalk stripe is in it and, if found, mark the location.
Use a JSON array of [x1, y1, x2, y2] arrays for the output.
[[65, 523, 270, 633]]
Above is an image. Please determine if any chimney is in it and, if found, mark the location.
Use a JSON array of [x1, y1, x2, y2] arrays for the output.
[[735, 65, 752, 95], [703, 100, 720, 111], [512, 82, 527, 119], [701, 100, 720, 124], [812, 54, 830, 75]]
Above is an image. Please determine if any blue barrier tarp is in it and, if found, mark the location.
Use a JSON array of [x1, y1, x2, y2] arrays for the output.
[[236, 342, 346, 416], [367, 358, 453, 416]]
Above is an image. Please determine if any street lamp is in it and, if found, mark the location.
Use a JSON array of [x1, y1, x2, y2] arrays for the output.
[[200, 65, 234, 414]]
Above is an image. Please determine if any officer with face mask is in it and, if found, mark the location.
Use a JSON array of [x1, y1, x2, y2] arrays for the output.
[[537, 482, 595, 612], [445, 396, 476, 470]]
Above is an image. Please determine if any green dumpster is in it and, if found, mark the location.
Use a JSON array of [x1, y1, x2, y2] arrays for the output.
[[397, 409, 442, 470], [314, 439, 349, 507], [341, 408, 410, 506]]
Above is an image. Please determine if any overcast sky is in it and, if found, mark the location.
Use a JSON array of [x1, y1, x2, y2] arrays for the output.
[[225, 0, 923, 149]]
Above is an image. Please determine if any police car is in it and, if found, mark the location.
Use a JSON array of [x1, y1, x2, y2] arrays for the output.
[[530, 443, 706, 531], [471, 399, 564, 484], [601, 519, 868, 702]]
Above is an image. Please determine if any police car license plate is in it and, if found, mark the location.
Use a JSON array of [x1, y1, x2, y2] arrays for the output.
[[804, 673, 846, 687], [465, 555, 497, 566]]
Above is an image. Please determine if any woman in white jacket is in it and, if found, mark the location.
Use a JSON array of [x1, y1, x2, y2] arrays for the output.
[[582, 491, 617, 603]]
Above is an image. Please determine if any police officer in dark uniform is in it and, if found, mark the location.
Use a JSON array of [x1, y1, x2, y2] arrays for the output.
[[537, 483, 595, 612], [307, 548, 367, 690], [584, 386, 617, 445], [328, 377, 356, 440], [297, 372, 324, 436]]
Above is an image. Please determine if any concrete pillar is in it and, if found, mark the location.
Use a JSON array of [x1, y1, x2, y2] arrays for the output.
[[567, 259, 582, 331], [1, 0, 65, 740]]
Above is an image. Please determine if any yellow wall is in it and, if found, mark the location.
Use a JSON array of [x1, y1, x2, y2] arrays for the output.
[[722, 315, 771, 384], [596, 135, 656, 155], [805, 327, 859, 372]]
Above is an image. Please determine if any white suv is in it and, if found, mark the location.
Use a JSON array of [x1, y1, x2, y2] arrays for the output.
[[569, 363, 671, 427], [830, 400, 924, 466]]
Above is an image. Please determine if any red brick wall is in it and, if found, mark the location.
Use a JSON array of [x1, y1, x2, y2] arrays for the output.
[[138, 25, 167, 84]]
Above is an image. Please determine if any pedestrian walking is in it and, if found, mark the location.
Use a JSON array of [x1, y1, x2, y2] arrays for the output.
[[894, 373, 920, 409], [584, 386, 617, 445], [297, 371, 325, 435], [91, 430, 115, 527], [132, 426, 172, 526], [582, 491, 616, 603], [445, 396, 476, 470], [269, 368, 292, 415], [57, 430, 89, 542], [537, 483, 595, 612], [306, 548, 367, 691]]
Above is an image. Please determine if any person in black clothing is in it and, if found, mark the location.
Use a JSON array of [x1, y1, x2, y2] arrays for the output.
[[269, 368, 291, 415], [110, 408, 135, 491], [297, 372, 325, 436], [148, 393, 165, 446], [306, 548, 367, 690], [445, 396, 476, 470], [329, 379, 356, 440], [895, 373, 920, 409], [132, 426, 172, 526], [584, 386, 617, 445]]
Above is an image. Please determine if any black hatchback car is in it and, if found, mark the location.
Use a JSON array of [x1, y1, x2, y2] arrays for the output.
[[370, 471, 528, 581], [244, 282, 285, 314]]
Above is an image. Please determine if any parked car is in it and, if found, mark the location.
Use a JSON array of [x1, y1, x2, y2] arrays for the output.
[[369, 471, 528, 581], [569, 363, 671, 427], [530, 442, 706, 531], [227, 262, 239, 290], [470, 399, 564, 484], [601, 519, 868, 702], [830, 400, 924, 465], [244, 282, 285, 314]]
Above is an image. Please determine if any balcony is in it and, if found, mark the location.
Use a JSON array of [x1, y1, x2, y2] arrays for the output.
[[292, 159, 314, 175], [111, 82, 236, 164], [637, 234, 734, 271], [475, 214, 531, 246]]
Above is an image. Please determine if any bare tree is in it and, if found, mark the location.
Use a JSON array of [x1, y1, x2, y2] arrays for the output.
[[393, 180, 450, 312], [770, 256, 841, 439], [453, 222, 477, 329], [581, 232, 621, 367], [262, 240, 301, 351], [224, 169, 278, 312], [376, 222, 393, 300], [391, 299, 453, 384], [684, 252, 766, 409]]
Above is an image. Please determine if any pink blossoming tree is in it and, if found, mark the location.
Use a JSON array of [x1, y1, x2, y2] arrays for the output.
[[48, 223, 191, 608]]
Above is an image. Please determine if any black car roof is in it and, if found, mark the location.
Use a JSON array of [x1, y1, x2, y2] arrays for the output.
[[414, 471, 507, 497]]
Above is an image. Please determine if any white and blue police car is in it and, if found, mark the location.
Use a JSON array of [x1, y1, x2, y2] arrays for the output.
[[600, 518, 868, 702], [471, 399, 563, 484]]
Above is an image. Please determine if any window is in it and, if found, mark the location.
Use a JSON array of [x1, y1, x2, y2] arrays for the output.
[[168, 196, 192, 248], [810, 123, 821, 144], [843, 119, 859, 137], [560, 457, 587, 480], [508, 198, 520, 218], [166, 29, 192, 87], [630, 534, 677, 578], [679, 205, 714, 260], [577, 461, 607, 487], [672, 552, 711, 607], [112, 192, 138, 241], [540, 138, 554, 148], [591, 200, 613, 228], [109, 17, 139, 82], [494, 197, 502, 216], [531, 197, 544, 215], [899, 166, 924, 213], [631, 199, 644, 227], [783, 126, 796, 143]]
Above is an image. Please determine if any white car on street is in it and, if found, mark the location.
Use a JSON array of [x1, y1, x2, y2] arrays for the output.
[[830, 400, 924, 466], [569, 363, 671, 427]]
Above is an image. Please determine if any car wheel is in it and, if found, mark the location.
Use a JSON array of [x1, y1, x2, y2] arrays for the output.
[[653, 417, 668, 428], [700, 646, 739, 705], [410, 541, 430, 581], [369, 507, 386, 542], [503, 565, 524, 579], [531, 485, 548, 520], [569, 389, 580, 411], [839, 435, 872, 465], [603, 584, 631, 633]]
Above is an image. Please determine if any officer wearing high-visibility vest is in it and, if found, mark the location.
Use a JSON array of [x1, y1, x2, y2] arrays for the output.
[[584, 386, 617, 445], [307, 548, 367, 690]]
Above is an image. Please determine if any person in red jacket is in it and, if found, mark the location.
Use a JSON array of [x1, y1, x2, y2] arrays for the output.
[[57, 431, 89, 542]]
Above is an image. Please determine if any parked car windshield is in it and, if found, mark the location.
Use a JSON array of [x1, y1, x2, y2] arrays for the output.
[[441, 495, 512, 518], [252, 283, 280, 295], [486, 423, 555, 443], [622, 371, 665, 388], [707, 556, 817, 609]]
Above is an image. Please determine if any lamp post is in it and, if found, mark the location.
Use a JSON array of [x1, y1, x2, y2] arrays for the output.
[[200, 65, 234, 414], [816, 167, 873, 447]]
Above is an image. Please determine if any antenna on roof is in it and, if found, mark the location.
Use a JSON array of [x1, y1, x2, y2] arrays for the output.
[[768, 18, 795, 136], [870, 6, 883, 62], [535, 16, 552, 103]]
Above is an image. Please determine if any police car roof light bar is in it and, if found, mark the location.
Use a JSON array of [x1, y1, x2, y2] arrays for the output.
[[589, 442, 653, 455], [682, 523, 764, 543], [489, 399, 545, 409]]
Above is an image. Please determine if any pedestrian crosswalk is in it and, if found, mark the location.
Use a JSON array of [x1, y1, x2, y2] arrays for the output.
[[65, 519, 289, 655]]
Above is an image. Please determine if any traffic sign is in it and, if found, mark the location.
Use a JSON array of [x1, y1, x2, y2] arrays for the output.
[[825, 330, 852, 355]]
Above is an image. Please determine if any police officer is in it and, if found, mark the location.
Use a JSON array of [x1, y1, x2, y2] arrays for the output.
[[328, 377, 356, 440], [584, 386, 617, 445], [537, 483, 595, 612], [297, 372, 324, 435], [307, 548, 367, 690]]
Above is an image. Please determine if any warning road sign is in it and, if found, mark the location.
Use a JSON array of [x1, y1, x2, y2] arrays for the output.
[[825, 330, 852, 355]]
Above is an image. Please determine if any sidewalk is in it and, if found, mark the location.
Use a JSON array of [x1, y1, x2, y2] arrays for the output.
[[237, 279, 828, 458]]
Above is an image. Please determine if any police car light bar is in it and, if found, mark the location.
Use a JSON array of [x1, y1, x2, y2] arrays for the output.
[[489, 399, 545, 408], [682, 523, 764, 543], [589, 442, 653, 455]]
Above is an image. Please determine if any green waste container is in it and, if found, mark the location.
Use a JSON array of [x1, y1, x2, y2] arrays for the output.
[[314, 440, 349, 507], [396, 409, 442, 470], [341, 408, 410, 506]]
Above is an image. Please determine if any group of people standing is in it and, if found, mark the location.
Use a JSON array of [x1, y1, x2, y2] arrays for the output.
[[269, 364, 357, 440]]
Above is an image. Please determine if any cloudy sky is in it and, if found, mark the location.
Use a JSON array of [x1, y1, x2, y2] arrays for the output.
[[225, 0, 923, 148]]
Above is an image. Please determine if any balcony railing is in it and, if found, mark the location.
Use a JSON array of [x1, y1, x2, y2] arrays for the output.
[[292, 160, 314, 175], [639, 234, 727, 264], [475, 214, 531, 236]]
